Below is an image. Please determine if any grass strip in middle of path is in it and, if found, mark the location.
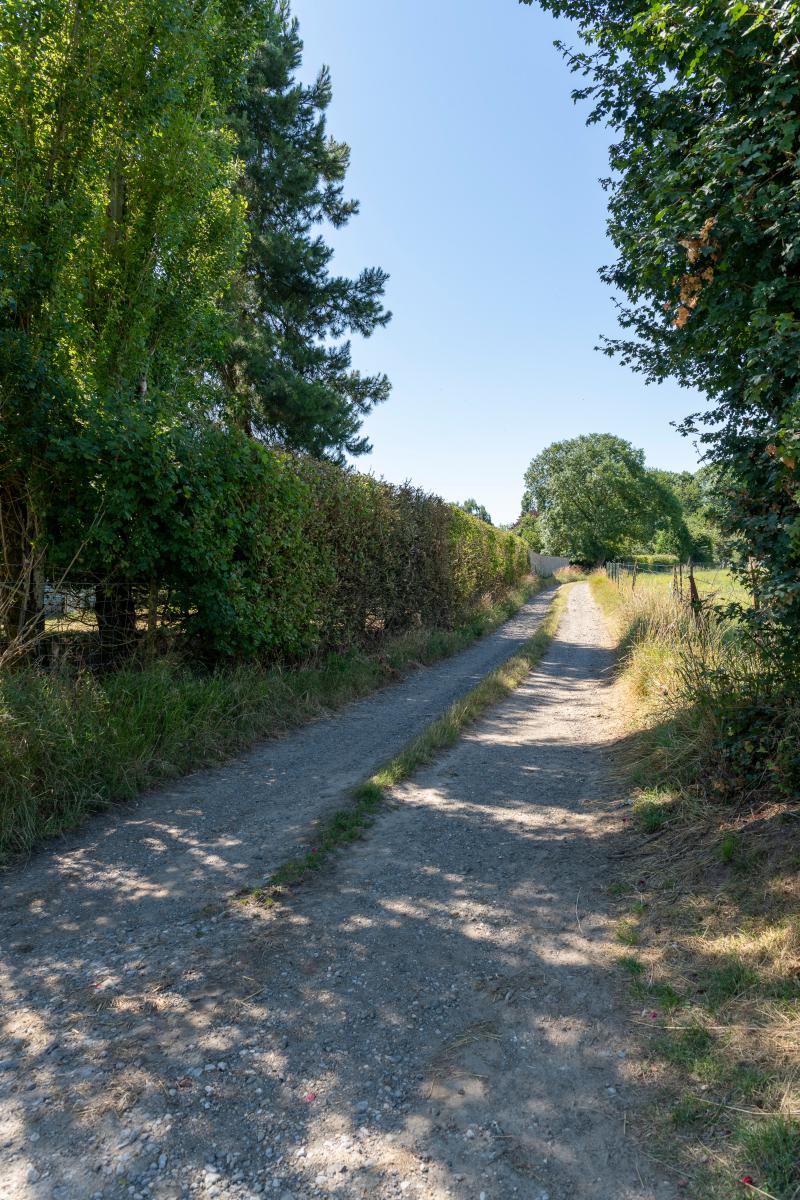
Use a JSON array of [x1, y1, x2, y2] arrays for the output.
[[258, 583, 569, 897]]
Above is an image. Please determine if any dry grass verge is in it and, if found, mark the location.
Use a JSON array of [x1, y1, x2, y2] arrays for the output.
[[592, 573, 800, 1200]]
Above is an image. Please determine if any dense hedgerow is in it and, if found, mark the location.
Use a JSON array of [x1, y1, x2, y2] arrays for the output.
[[48, 436, 530, 662], [237, 453, 530, 659]]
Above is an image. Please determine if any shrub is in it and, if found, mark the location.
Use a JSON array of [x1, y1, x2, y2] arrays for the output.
[[43, 441, 531, 663], [631, 553, 680, 567], [553, 565, 587, 583]]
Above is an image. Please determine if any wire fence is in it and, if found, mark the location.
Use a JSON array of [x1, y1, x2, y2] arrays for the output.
[[0, 571, 178, 671], [606, 559, 700, 600]]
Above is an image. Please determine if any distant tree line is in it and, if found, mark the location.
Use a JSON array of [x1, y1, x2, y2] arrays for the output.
[[515, 433, 720, 564]]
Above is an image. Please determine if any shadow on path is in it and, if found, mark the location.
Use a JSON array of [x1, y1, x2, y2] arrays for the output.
[[1, 584, 677, 1200]]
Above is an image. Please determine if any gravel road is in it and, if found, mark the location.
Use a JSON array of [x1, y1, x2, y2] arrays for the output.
[[1, 583, 674, 1200], [1, 585, 555, 943]]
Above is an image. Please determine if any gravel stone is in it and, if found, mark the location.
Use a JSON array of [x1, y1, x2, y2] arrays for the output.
[[0, 586, 675, 1199]]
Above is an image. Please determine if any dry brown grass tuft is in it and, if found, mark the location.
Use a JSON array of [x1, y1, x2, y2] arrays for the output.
[[595, 578, 800, 1198]]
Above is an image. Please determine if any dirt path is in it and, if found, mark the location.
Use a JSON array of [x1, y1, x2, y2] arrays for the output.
[[1, 586, 555, 942], [1, 584, 674, 1200]]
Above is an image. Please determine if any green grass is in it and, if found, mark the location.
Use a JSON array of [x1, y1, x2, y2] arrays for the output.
[[253, 584, 569, 899], [633, 789, 674, 833], [737, 1117, 800, 1197], [654, 1024, 718, 1077], [615, 917, 641, 946], [703, 958, 760, 1008], [606, 565, 748, 606], [0, 577, 550, 864], [720, 832, 740, 863]]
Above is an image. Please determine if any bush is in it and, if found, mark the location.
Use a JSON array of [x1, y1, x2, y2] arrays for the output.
[[592, 576, 800, 799], [553, 565, 588, 583], [303, 463, 528, 652], [631, 553, 680, 567], [45, 438, 531, 662]]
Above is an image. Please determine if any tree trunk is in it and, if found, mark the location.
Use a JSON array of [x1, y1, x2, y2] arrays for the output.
[[95, 582, 138, 667]]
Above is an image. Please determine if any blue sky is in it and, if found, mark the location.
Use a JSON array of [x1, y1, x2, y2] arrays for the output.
[[291, 0, 704, 525]]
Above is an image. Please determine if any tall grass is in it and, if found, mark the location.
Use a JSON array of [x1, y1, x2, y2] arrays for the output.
[[0, 577, 550, 863], [627, 566, 749, 606], [590, 574, 796, 795], [593, 571, 800, 1199]]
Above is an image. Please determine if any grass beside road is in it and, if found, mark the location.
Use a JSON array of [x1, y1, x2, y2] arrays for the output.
[[0, 576, 550, 865], [610, 564, 749, 606], [259, 583, 569, 896], [591, 573, 800, 1200]]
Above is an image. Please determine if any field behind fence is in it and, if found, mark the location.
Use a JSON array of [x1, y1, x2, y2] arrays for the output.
[[604, 560, 748, 607]]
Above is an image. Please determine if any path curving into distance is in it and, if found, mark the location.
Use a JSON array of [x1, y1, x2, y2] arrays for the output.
[[0, 584, 676, 1200]]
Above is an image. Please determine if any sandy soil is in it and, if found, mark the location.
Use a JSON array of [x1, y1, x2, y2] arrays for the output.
[[0, 584, 675, 1200]]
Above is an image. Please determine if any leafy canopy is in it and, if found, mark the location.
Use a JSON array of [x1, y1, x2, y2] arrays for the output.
[[0, 0, 271, 583], [522, 433, 685, 561], [521, 0, 800, 650], [222, 5, 391, 462], [458, 498, 493, 525]]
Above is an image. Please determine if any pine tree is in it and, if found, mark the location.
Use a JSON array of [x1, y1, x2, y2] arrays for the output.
[[224, 5, 391, 462]]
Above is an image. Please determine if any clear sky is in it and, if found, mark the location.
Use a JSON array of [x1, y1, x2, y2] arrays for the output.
[[291, 0, 704, 525]]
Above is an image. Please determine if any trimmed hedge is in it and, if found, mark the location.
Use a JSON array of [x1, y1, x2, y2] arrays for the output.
[[162, 445, 530, 659], [45, 428, 529, 662]]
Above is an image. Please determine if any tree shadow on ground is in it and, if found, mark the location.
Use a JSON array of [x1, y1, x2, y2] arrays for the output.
[[1, 627, 685, 1200]]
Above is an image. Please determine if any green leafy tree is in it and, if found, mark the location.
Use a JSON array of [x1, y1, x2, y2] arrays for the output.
[[0, 0, 270, 643], [458, 498, 493, 525], [512, 511, 544, 552], [522, 433, 671, 562], [648, 467, 721, 561], [222, 5, 391, 461], [521, 0, 800, 654]]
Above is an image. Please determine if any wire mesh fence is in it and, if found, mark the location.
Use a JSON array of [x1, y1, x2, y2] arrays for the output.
[[0, 571, 178, 670], [604, 559, 727, 609]]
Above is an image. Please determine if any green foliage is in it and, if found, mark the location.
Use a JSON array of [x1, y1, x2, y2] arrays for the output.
[[704, 958, 759, 1008], [615, 919, 640, 946], [631, 554, 679, 567], [521, 0, 800, 659], [513, 511, 544, 552], [738, 1116, 800, 1197], [720, 832, 739, 864], [0, 0, 393, 657], [648, 467, 722, 561], [0, 575, 542, 861], [54, 446, 530, 660], [654, 1024, 717, 1077], [522, 433, 672, 562], [0, 0, 272, 604], [302, 466, 528, 652], [223, 4, 390, 461], [458, 498, 493, 525], [633, 789, 673, 832]]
